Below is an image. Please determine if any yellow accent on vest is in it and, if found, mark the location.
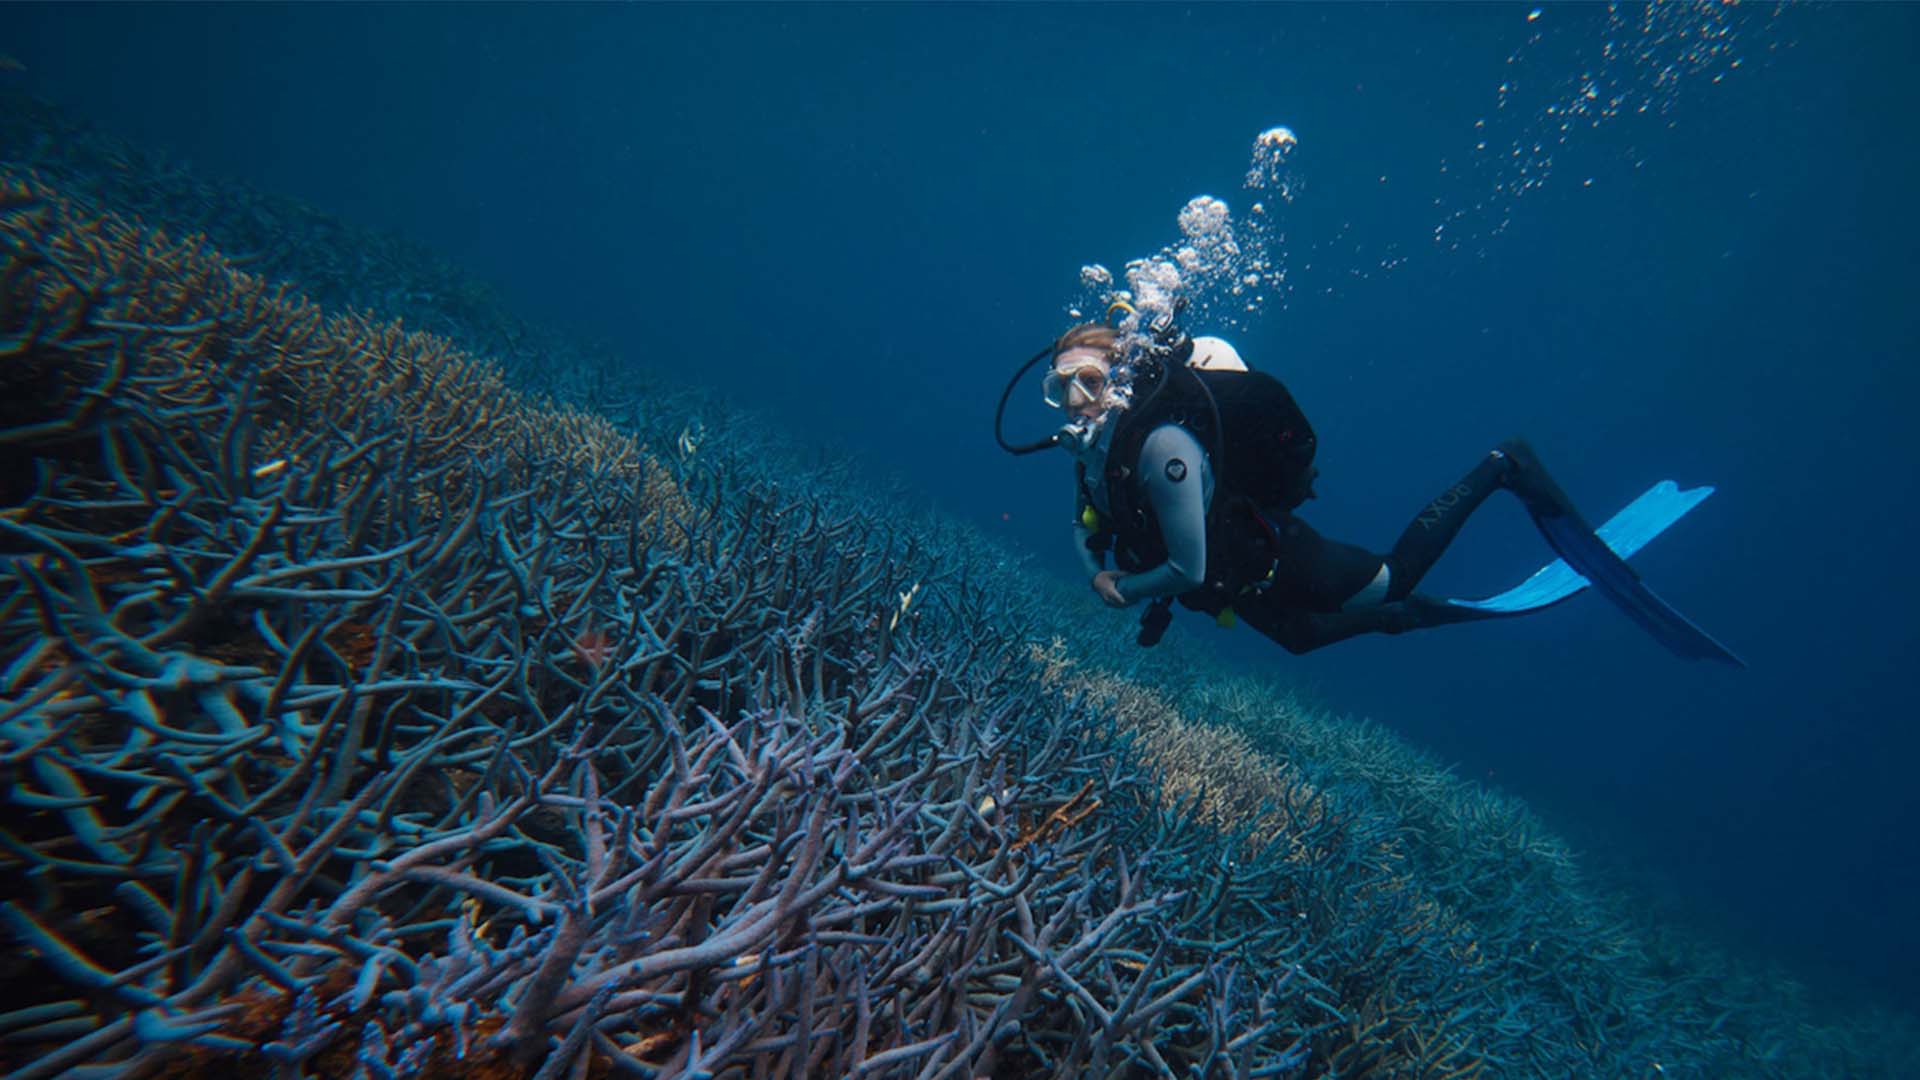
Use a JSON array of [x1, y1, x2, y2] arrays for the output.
[[1080, 505, 1100, 530], [1216, 607, 1238, 628]]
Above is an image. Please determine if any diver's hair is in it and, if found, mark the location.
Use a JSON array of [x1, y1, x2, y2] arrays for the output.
[[1053, 323, 1119, 361]]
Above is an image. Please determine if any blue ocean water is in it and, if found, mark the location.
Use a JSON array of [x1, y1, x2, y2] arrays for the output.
[[7, 0, 1915, 1029]]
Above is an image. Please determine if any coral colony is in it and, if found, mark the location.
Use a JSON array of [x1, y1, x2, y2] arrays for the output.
[[0, 95, 1909, 1078]]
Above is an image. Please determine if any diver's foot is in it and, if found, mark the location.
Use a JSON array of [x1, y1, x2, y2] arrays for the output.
[[1492, 438, 1578, 519], [1403, 592, 1506, 627]]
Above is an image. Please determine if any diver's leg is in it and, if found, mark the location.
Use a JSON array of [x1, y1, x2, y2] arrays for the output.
[[1233, 592, 1407, 654], [1236, 592, 1509, 655], [1230, 511, 1402, 652], [1381, 450, 1512, 601], [1238, 441, 1608, 655], [1263, 512, 1392, 613], [1491, 438, 1580, 519]]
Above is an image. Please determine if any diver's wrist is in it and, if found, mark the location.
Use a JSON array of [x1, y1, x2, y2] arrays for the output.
[[1092, 570, 1130, 608]]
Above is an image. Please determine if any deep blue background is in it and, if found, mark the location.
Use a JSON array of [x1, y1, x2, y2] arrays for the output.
[[9, 3, 1916, 1018]]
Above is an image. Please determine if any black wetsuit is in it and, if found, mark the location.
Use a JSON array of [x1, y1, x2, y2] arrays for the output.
[[1231, 451, 1512, 652], [1073, 415, 1511, 654]]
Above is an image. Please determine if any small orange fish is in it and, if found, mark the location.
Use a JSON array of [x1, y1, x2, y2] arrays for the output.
[[572, 628, 614, 669]]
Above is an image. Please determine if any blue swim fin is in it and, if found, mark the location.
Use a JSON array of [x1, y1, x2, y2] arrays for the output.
[[1445, 480, 1744, 666], [1448, 481, 1707, 613]]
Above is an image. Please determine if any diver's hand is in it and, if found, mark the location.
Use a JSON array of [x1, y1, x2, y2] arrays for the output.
[[1092, 571, 1129, 608]]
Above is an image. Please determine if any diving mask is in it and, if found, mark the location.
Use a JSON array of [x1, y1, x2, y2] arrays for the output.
[[1041, 358, 1111, 410]]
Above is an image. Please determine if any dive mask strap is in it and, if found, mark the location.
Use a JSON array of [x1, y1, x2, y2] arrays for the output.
[[996, 341, 1067, 456]]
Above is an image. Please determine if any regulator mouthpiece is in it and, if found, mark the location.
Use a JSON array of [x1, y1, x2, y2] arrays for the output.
[[1055, 414, 1107, 456]]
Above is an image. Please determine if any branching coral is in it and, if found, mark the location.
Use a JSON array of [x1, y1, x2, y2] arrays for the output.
[[0, 176, 1313, 1078]]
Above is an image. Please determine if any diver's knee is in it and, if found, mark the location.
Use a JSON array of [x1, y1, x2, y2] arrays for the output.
[[1264, 614, 1320, 655], [1341, 562, 1393, 609]]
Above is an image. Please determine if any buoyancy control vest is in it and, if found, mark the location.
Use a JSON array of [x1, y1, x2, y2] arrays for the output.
[[1088, 361, 1319, 614]]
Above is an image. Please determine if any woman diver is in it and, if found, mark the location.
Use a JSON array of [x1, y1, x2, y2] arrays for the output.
[[993, 309, 1742, 663]]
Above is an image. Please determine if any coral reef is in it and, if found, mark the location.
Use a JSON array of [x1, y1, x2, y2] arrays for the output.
[[2, 92, 1916, 1078], [0, 175, 1329, 1078]]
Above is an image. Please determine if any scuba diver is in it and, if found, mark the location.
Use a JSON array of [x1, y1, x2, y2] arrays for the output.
[[993, 306, 1743, 664]]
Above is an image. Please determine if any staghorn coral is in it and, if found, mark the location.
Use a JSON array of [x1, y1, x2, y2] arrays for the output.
[[1030, 636, 1490, 1078], [0, 174, 1319, 1078]]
